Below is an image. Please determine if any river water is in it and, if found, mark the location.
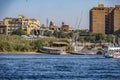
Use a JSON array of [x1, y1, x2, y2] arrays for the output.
[[0, 54, 120, 80]]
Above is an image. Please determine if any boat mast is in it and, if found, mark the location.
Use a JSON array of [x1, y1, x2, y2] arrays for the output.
[[74, 11, 83, 52]]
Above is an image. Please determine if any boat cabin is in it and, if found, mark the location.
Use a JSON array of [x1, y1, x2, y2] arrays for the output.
[[40, 42, 68, 55], [108, 47, 120, 54]]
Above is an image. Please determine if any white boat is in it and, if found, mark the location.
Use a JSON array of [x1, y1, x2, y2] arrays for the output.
[[70, 41, 84, 55], [104, 46, 120, 58]]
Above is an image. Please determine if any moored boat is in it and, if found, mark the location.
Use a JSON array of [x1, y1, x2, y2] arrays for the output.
[[39, 42, 68, 55], [104, 53, 114, 58], [39, 47, 64, 55], [104, 46, 120, 58], [69, 51, 85, 55]]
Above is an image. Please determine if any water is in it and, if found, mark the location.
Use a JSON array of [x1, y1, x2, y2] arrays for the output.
[[0, 54, 120, 80]]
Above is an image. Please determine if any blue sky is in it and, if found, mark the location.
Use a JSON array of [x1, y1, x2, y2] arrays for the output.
[[0, 0, 120, 29]]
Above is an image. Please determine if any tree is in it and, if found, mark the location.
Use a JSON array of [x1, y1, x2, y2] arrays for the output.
[[12, 28, 27, 36], [43, 30, 53, 37], [53, 30, 58, 37], [78, 36, 85, 42], [57, 30, 66, 38], [106, 35, 114, 43], [68, 31, 74, 39]]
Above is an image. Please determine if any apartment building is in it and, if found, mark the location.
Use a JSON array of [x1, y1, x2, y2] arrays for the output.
[[90, 4, 120, 34], [3, 15, 40, 35]]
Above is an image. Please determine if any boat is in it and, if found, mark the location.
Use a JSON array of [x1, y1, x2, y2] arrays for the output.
[[69, 51, 85, 55], [39, 47, 63, 55], [39, 42, 68, 55], [104, 46, 120, 58], [69, 41, 85, 55], [104, 53, 114, 58]]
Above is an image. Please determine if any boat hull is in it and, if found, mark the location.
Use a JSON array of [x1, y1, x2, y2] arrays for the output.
[[39, 49, 60, 55], [69, 51, 85, 55], [104, 53, 114, 58]]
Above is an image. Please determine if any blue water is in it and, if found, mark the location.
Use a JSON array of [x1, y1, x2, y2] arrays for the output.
[[0, 54, 120, 80]]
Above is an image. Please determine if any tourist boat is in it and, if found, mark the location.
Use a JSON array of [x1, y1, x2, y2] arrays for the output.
[[104, 46, 120, 58], [39, 42, 68, 55], [39, 47, 63, 55]]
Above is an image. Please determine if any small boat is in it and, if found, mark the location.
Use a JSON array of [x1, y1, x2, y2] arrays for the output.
[[39, 47, 66, 55], [71, 42, 85, 55], [104, 46, 120, 58], [104, 53, 114, 58]]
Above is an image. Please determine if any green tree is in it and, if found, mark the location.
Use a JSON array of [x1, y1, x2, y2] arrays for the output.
[[78, 36, 85, 42], [53, 30, 58, 37], [57, 30, 66, 38], [67, 44, 74, 52], [12, 28, 27, 36], [68, 31, 74, 39], [43, 30, 53, 37], [106, 35, 114, 42], [100, 34, 106, 40]]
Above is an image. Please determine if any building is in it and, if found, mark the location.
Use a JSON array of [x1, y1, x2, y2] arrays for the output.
[[50, 26, 61, 31], [4, 17, 22, 34], [61, 25, 70, 32], [61, 22, 70, 32], [90, 4, 120, 34], [0, 21, 6, 34], [113, 5, 120, 33], [0, 21, 4, 25], [3, 15, 40, 35], [49, 21, 61, 31]]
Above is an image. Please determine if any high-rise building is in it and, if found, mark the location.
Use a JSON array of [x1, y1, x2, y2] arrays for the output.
[[90, 4, 120, 34], [113, 5, 120, 33]]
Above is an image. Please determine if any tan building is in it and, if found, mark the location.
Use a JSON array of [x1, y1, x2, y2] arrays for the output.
[[3, 15, 40, 35], [113, 5, 120, 33], [90, 4, 120, 34], [61, 25, 70, 32], [50, 26, 61, 31], [0, 21, 6, 34], [0, 21, 4, 25], [4, 17, 22, 34]]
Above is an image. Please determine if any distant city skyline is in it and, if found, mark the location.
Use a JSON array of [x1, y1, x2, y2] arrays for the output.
[[0, 0, 120, 29]]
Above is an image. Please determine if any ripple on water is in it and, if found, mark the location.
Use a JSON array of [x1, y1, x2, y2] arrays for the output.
[[0, 54, 120, 80]]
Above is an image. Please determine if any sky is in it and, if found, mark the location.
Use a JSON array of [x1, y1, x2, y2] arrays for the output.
[[0, 0, 120, 29]]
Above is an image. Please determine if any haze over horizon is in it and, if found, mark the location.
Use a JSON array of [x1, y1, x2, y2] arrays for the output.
[[0, 0, 120, 29]]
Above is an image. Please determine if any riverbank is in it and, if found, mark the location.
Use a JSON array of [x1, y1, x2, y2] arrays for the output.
[[0, 52, 41, 54], [0, 52, 97, 55]]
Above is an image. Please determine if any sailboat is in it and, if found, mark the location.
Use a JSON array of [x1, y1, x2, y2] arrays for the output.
[[70, 40, 84, 55], [70, 13, 85, 55]]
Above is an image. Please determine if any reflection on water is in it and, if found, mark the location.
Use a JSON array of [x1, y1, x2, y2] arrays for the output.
[[0, 54, 120, 80]]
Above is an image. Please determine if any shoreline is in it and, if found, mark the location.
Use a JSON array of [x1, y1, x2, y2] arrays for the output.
[[0, 52, 98, 55], [0, 52, 42, 54]]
